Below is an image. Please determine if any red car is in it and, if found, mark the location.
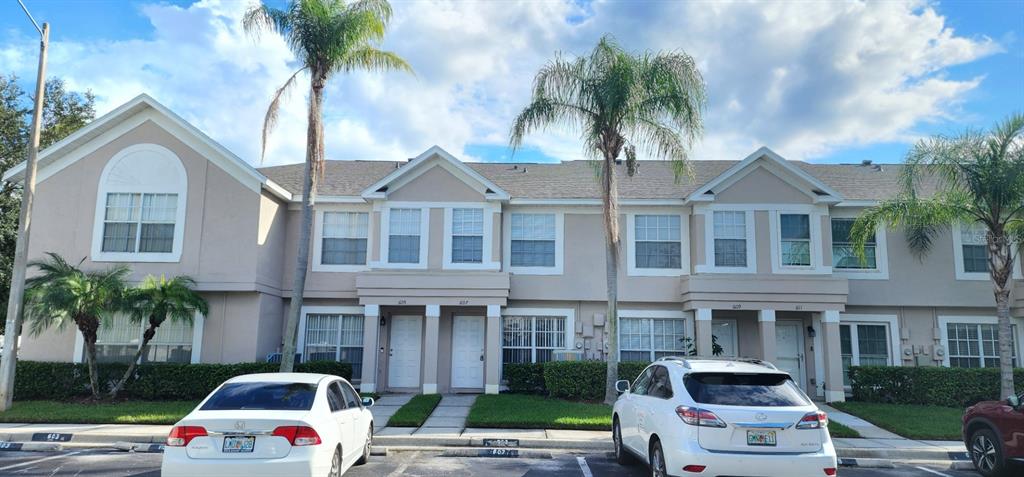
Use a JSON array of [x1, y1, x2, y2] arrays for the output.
[[963, 393, 1024, 477]]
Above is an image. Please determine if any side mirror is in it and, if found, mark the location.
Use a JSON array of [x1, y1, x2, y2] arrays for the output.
[[362, 397, 375, 408], [615, 380, 630, 394], [1007, 395, 1020, 410]]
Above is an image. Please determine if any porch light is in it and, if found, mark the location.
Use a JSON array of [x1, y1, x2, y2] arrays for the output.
[[806, 326, 816, 338]]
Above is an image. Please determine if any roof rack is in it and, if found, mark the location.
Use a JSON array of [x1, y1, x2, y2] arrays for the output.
[[656, 356, 778, 370]]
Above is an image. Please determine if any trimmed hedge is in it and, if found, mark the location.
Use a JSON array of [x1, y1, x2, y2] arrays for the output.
[[14, 360, 352, 401], [849, 365, 1024, 408], [503, 363, 545, 394], [504, 360, 652, 401]]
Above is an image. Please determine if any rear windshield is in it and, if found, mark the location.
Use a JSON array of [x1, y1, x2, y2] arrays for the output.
[[200, 382, 318, 411], [683, 373, 811, 407]]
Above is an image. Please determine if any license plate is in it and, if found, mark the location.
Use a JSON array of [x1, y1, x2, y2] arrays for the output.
[[746, 430, 777, 446], [222, 436, 255, 453]]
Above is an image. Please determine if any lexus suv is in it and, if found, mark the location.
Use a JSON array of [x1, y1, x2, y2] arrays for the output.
[[612, 357, 837, 477], [963, 392, 1024, 477]]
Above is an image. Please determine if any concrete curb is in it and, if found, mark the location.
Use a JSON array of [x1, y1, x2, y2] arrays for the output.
[[838, 457, 895, 468], [0, 441, 62, 452], [836, 447, 969, 462], [373, 435, 612, 450]]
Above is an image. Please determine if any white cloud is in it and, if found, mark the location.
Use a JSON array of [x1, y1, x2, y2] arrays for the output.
[[0, 0, 1003, 166]]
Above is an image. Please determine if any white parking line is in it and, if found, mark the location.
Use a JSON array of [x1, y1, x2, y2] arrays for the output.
[[0, 451, 81, 471], [576, 456, 594, 477], [915, 465, 954, 477]]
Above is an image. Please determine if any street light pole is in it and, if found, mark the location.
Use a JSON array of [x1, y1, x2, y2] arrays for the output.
[[0, 1, 49, 411]]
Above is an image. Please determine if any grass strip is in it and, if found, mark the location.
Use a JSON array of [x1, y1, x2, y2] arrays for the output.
[[386, 393, 442, 427], [0, 400, 197, 424], [466, 394, 612, 430], [827, 420, 860, 438], [830, 401, 963, 440]]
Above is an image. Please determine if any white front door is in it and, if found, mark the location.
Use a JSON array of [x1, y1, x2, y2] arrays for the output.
[[775, 321, 805, 389], [388, 315, 422, 389], [451, 315, 485, 388]]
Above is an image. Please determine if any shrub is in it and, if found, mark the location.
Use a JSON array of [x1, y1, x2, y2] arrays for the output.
[[849, 365, 1024, 408], [503, 363, 545, 394], [617, 361, 649, 383], [13, 360, 351, 401], [543, 361, 607, 401]]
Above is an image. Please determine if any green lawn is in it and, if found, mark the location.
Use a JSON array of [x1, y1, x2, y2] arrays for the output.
[[386, 394, 442, 427], [830, 401, 964, 440], [467, 394, 612, 430], [0, 400, 198, 424], [827, 420, 861, 438]]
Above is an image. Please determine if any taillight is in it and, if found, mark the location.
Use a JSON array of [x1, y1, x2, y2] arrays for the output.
[[823, 468, 837, 476], [166, 426, 207, 446], [272, 426, 322, 446], [675, 406, 727, 428], [796, 411, 828, 429], [683, 464, 707, 473]]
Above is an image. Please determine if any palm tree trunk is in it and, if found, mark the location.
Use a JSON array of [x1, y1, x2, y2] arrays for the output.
[[601, 152, 621, 405], [281, 76, 325, 373], [77, 316, 101, 399], [109, 319, 159, 399], [987, 234, 1015, 399]]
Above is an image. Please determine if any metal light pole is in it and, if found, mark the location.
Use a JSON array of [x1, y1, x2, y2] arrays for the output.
[[0, 0, 49, 411]]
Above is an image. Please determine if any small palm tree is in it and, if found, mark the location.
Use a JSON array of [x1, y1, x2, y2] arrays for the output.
[[108, 275, 209, 399], [243, 0, 411, 372], [851, 113, 1024, 400], [23, 253, 129, 399], [510, 35, 705, 404]]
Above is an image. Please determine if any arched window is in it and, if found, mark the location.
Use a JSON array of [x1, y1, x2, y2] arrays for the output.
[[91, 144, 187, 262]]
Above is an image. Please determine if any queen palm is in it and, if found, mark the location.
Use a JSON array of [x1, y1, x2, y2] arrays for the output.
[[510, 35, 705, 404], [23, 253, 129, 399], [851, 113, 1024, 400], [108, 275, 209, 399], [243, 0, 411, 372]]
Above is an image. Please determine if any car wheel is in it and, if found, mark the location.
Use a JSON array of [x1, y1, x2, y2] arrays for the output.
[[355, 426, 372, 465], [328, 447, 341, 477], [613, 418, 633, 465], [971, 428, 1007, 477], [649, 439, 667, 477]]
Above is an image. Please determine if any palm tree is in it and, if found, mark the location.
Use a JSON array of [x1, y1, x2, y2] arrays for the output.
[[22, 253, 129, 399], [108, 275, 209, 399], [243, 0, 411, 372], [510, 35, 705, 404], [851, 113, 1024, 400]]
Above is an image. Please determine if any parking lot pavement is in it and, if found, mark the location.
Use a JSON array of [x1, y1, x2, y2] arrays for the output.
[[0, 448, 985, 476]]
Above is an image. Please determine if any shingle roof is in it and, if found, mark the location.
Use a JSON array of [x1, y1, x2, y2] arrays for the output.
[[258, 159, 914, 201]]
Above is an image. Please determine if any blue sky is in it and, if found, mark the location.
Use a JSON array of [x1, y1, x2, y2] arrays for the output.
[[0, 0, 1020, 166]]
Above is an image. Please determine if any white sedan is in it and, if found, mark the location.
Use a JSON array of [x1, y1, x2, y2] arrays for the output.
[[162, 373, 374, 477]]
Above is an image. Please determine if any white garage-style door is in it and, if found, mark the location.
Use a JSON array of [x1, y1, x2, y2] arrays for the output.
[[775, 321, 805, 390], [451, 315, 485, 389], [388, 315, 422, 389]]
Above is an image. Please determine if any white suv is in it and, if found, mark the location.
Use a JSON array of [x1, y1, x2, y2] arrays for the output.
[[612, 357, 838, 477]]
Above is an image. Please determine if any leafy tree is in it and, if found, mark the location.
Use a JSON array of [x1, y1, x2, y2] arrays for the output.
[[510, 35, 705, 404], [243, 0, 411, 372], [852, 113, 1024, 400], [22, 253, 129, 399], [0, 75, 95, 332], [109, 275, 209, 398]]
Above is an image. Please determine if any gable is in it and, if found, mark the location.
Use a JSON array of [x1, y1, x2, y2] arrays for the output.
[[387, 162, 486, 202], [714, 164, 814, 204], [688, 147, 842, 204]]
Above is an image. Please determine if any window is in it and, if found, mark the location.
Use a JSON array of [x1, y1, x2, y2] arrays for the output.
[[780, 214, 811, 266], [101, 193, 178, 253], [201, 382, 317, 411], [648, 365, 673, 399], [340, 381, 361, 408], [501, 315, 565, 363], [960, 223, 988, 273], [683, 373, 811, 406], [510, 213, 556, 267], [451, 208, 484, 263], [832, 218, 876, 269], [839, 324, 890, 386], [89, 314, 193, 363], [635, 215, 681, 269], [619, 317, 687, 361], [322, 212, 368, 265], [388, 208, 421, 264], [713, 211, 747, 267], [632, 367, 653, 396], [302, 313, 364, 379], [326, 382, 346, 412], [947, 322, 1017, 368]]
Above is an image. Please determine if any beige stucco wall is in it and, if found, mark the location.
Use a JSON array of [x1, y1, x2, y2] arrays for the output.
[[387, 163, 486, 202], [714, 166, 813, 204]]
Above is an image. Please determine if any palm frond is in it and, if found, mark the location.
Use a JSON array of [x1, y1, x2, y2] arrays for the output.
[[338, 46, 412, 74], [258, 68, 305, 163]]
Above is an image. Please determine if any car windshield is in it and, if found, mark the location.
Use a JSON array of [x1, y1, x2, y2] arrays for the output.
[[683, 372, 811, 407], [200, 382, 318, 411]]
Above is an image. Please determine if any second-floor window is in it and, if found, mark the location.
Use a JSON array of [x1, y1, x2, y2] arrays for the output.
[[832, 218, 876, 269], [101, 193, 178, 253], [452, 208, 484, 263], [780, 213, 811, 266], [388, 208, 421, 264], [635, 215, 681, 269], [713, 211, 747, 267], [510, 213, 555, 267], [960, 222, 988, 273], [322, 212, 368, 265]]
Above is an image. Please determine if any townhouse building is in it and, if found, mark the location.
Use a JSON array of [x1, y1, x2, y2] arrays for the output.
[[4, 94, 1021, 402]]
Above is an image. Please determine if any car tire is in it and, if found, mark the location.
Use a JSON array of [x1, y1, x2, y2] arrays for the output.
[[355, 427, 372, 465], [649, 439, 667, 477], [971, 428, 1007, 477], [328, 447, 341, 477], [613, 418, 633, 465]]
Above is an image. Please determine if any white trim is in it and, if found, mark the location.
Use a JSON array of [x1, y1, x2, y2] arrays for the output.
[[375, 206, 430, 269], [758, 309, 776, 322], [425, 304, 441, 317], [685, 147, 844, 203], [937, 315, 1024, 368], [486, 304, 501, 318], [951, 222, 1024, 281], [626, 212, 690, 277], [364, 304, 381, 317], [360, 145, 509, 201], [768, 206, 832, 275], [695, 308, 712, 321], [91, 144, 188, 263], [312, 205, 373, 272], [191, 312, 205, 364], [485, 384, 499, 394], [501, 307, 575, 356], [812, 313, 824, 398], [442, 204, 501, 270], [695, 205, 756, 274], [823, 310, 840, 323], [835, 200, 879, 208], [507, 198, 687, 206], [617, 309, 694, 361], [838, 313, 901, 367], [503, 211, 565, 275], [829, 213, 890, 280], [422, 383, 438, 394]]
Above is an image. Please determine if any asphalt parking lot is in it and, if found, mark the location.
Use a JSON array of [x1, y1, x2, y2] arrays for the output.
[[0, 448, 985, 477]]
